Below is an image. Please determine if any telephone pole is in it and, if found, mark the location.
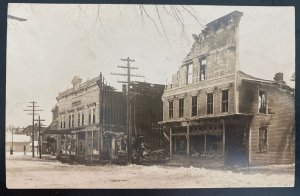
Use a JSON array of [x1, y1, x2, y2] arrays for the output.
[[111, 57, 144, 164], [35, 115, 45, 159], [23, 101, 43, 158]]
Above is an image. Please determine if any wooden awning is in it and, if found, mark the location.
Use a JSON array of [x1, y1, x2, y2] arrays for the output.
[[160, 113, 253, 127]]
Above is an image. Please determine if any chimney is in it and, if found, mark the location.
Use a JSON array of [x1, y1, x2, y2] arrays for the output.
[[274, 72, 284, 83], [71, 76, 82, 89]]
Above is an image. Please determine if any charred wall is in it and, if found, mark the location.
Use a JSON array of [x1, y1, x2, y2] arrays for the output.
[[239, 80, 295, 165]]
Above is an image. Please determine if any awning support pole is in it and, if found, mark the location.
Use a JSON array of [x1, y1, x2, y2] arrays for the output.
[[186, 122, 190, 164], [222, 119, 225, 163], [169, 127, 172, 160]]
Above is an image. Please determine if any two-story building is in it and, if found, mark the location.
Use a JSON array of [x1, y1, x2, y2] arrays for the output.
[[160, 11, 294, 166]]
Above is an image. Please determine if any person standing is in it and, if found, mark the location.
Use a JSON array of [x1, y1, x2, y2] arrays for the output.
[[24, 142, 26, 155]]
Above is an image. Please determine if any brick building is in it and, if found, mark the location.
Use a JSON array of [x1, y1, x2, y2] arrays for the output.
[[160, 11, 294, 166]]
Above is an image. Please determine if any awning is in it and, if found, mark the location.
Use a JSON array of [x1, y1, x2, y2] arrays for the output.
[[159, 113, 253, 126], [43, 129, 74, 134]]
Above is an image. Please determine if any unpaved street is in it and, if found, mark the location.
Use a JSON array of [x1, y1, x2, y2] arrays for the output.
[[6, 153, 294, 188]]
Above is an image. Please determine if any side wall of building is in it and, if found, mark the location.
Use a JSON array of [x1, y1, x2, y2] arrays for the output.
[[239, 80, 295, 165]]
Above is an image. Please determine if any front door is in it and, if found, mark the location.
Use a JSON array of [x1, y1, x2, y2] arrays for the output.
[[225, 125, 249, 166]]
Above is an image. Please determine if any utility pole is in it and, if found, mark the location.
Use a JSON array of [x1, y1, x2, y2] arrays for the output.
[[111, 57, 144, 164], [23, 101, 43, 158], [35, 115, 45, 159]]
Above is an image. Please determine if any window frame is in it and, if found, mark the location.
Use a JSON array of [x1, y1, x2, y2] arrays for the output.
[[199, 58, 207, 81], [221, 89, 229, 113], [179, 98, 184, 118], [191, 96, 198, 117], [82, 113, 84, 126], [186, 63, 193, 84], [92, 108, 96, 124], [258, 126, 268, 153], [88, 109, 92, 124], [206, 92, 214, 115], [258, 90, 268, 114], [169, 100, 174, 119], [78, 113, 80, 126]]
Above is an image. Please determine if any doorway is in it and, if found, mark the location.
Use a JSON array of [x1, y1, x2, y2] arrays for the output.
[[225, 125, 249, 166]]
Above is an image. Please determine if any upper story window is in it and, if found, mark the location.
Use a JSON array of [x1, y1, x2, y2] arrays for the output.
[[207, 93, 213, 115], [179, 98, 184, 118], [169, 101, 174, 119], [191, 96, 197, 116], [259, 127, 267, 152], [88, 109, 92, 124], [258, 90, 267, 114], [60, 116, 63, 128], [199, 58, 206, 81], [93, 108, 96, 124], [82, 113, 84, 126], [186, 63, 193, 84], [78, 113, 80, 126], [71, 114, 74, 127], [69, 115, 71, 128], [63, 116, 66, 128], [221, 89, 229, 113]]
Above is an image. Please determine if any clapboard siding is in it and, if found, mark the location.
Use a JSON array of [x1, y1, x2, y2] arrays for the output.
[[240, 80, 295, 165]]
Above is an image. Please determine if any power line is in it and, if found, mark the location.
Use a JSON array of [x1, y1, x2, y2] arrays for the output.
[[23, 101, 43, 158], [111, 57, 144, 164]]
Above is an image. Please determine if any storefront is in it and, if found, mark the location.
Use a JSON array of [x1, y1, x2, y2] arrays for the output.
[[162, 114, 252, 166]]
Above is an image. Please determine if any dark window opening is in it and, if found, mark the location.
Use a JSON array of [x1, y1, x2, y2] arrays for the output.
[[88, 110, 91, 124], [199, 58, 206, 81], [259, 127, 267, 152], [169, 101, 173, 119], [69, 115, 71, 128], [82, 114, 84, 126], [179, 98, 184, 117], [192, 96, 197, 116], [72, 114, 74, 128], [259, 91, 267, 114], [93, 108, 96, 124], [207, 93, 213, 115], [78, 114, 80, 126], [221, 90, 229, 113]]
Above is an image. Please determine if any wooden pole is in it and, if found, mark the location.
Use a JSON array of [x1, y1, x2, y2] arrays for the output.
[[169, 127, 172, 160], [38, 115, 41, 159], [204, 133, 207, 154], [186, 122, 190, 164], [222, 120, 225, 163]]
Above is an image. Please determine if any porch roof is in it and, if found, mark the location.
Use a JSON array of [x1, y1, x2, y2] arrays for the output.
[[43, 124, 100, 134], [159, 113, 253, 126]]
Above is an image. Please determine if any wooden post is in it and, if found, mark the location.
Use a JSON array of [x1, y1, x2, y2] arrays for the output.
[[169, 127, 172, 160], [204, 133, 207, 154], [186, 122, 190, 164], [92, 130, 94, 155], [85, 131, 87, 158], [76, 133, 78, 156], [222, 120, 225, 163]]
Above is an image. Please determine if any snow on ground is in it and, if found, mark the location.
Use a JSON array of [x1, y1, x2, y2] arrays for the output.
[[6, 153, 294, 189]]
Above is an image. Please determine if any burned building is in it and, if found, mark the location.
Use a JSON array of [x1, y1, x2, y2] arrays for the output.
[[161, 11, 294, 166], [130, 81, 166, 149]]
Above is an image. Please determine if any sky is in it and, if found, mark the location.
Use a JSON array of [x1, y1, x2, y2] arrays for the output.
[[6, 4, 295, 128]]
